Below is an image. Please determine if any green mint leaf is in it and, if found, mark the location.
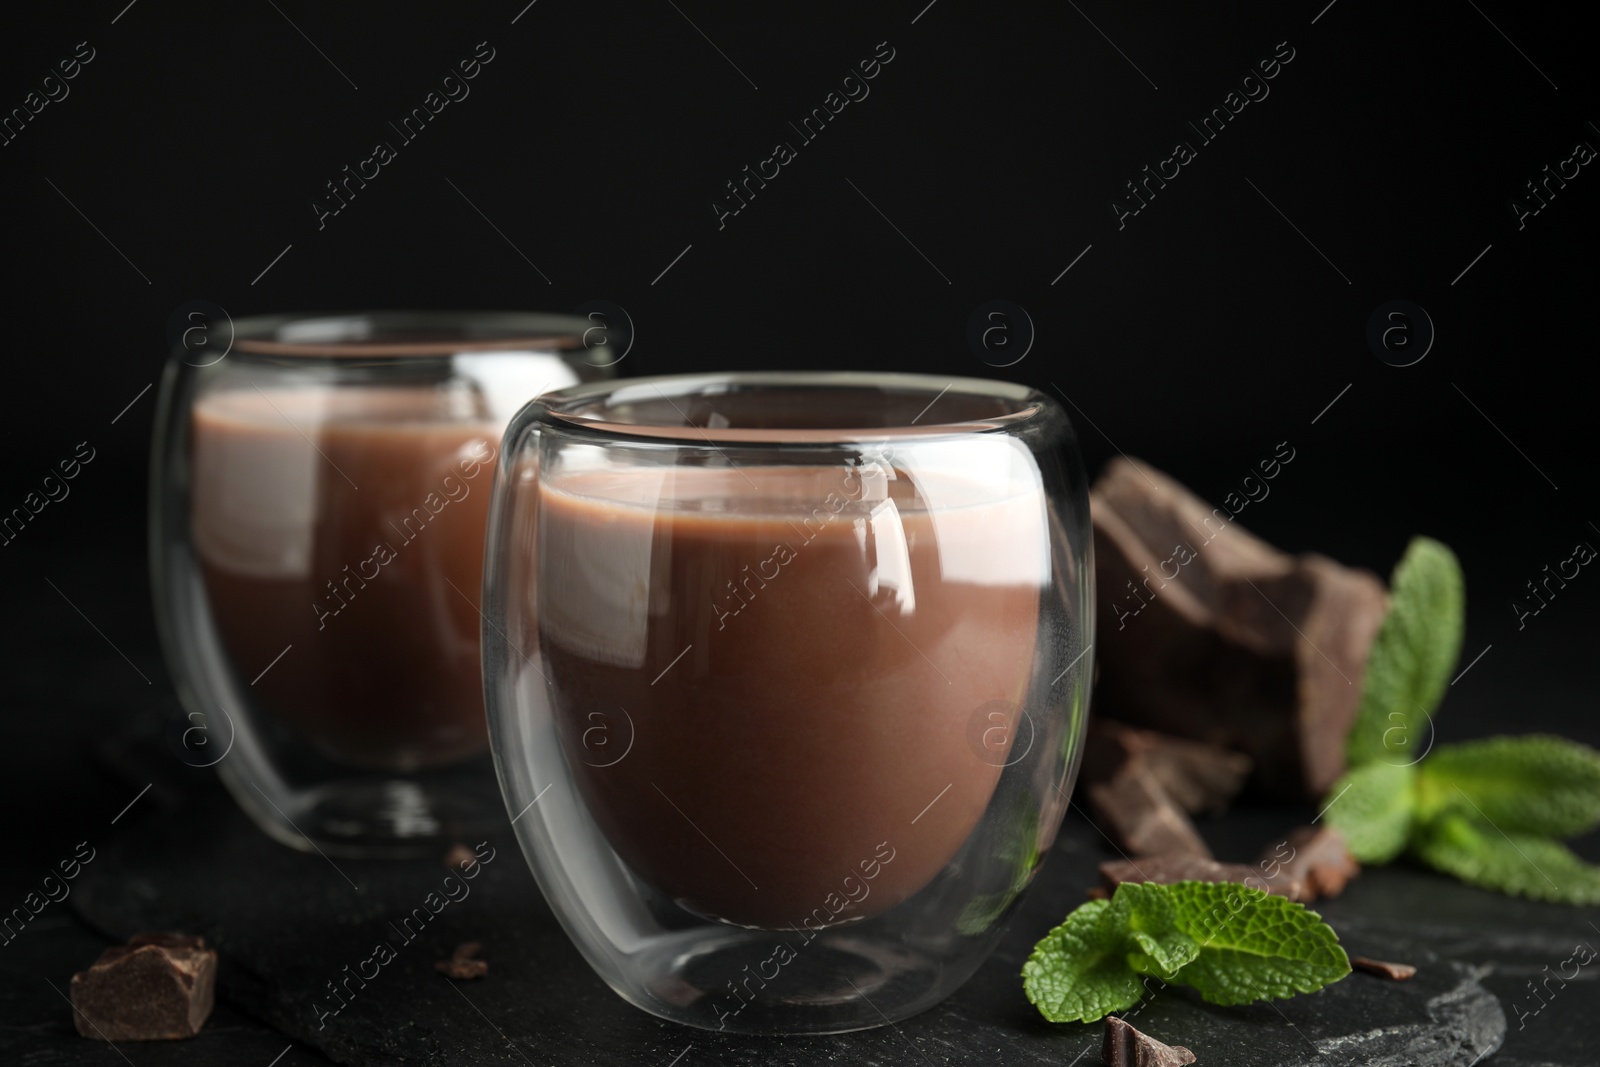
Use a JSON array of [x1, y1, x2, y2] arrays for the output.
[[1346, 537, 1465, 767], [1022, 898, 1145, 1023], [1417, 735, 1600, 839], [1113, 881, 1200, 979], [1165, 882, 1351, 1006], [1412, 812, 1600, 905], [1326, 761, 1417, 863]]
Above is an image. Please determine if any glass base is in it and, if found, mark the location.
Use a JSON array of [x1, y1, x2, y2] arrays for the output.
[[619, 925, 969, 1034], [219, 757, 503, 859]]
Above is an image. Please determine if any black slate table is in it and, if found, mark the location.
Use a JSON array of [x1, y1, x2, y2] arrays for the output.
[[3, 544, 1596, 1066], [5, 753, 1597, 1066]]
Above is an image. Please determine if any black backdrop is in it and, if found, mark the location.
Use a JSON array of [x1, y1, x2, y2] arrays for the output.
[[1, 0, 1595, 863]]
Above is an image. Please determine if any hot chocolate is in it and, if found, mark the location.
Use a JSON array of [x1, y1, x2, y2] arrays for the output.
[[191, 387, 499, 770], [537, 461, 1048, 928]]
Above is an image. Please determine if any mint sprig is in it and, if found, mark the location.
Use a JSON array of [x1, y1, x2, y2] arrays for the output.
[[1329, 536, 1600, 905], [1022, 882, 1350, 1023]]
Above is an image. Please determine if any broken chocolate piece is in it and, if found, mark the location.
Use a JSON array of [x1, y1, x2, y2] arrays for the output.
[[1084, 719, 1253, 815], [1100, 853, 1303, 900], [1260, 826, 1360, 902], [1088, 764, 1213, 859], [443, 842, 477, 871], [1103, 1015, 1196, 1066], [436, 940, 488, 980], [1090, 458, 1389, 799], [70, 932, 216, 1041], [1352, 956, 1417, 981]]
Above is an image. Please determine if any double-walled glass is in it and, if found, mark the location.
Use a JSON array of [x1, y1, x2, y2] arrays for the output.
[[150, 312, 614, 856], [483, 372, 1094, 1033]]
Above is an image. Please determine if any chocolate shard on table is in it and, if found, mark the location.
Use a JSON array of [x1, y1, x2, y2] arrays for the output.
[[69, 932, 216, 1041], [1083, 719, 1253, 815], [1260, 825, 1360, 902], [1100, 853, 1303, 900], [1090, 458, 1389, 800], [1352, 956, 1418, 981], [1103, 1014, 1197, 1066], [1088, 762, 1213, 859]]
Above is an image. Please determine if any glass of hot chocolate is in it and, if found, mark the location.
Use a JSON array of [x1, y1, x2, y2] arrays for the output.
[[483, 372, 1094, 1034], [150, 311, 615, 856]]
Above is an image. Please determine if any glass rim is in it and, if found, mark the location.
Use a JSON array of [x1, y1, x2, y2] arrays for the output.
[[228, 310, 590, 357], [531, 371, 1053, 446]]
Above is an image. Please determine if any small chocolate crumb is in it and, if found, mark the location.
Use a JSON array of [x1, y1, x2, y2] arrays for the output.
[[1101, 853, 1302, 899], [436, 941, 488, 979], [436, 957, 489, 979], [1086, 885, 1110, 900], [70, 932, 216, 1041], [1352, 956, 1417, 981], [443, 842, 477, 872], [1103, 1014, 1196, 1066]]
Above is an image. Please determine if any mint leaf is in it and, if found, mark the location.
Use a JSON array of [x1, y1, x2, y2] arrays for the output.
[[1166, 882, 1351, 1006], [1022, 898, 1144, 1023], [1417, 735, 1600, 839], [1346, 537, 1465, 768], [1326, 761, 1417, 863], [1023, 883, 1351, 1023], [1114, 881, 1200, 979], [1412, 812, 1600, 905]]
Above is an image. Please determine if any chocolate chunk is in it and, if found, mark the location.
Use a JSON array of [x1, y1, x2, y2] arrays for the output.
[[1352, 956, 1417, 981], [1088, 763, 1213, 859], [1103, 1015, 1197, 1066], [69, 932, 216, 1041], [443, 842, 477, 871], [1260, 826, 1360, 902], [1090, 458, 1389, 799], [436, 941, 488, 979], [1100, 853, 1302, 900], [1084, 719, 1253, 815]]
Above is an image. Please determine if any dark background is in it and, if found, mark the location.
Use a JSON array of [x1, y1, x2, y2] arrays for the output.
[[1, 0, 1595, 1059]]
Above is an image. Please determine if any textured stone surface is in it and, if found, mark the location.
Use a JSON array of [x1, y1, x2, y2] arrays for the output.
[[48, 777, 1520, 1067]]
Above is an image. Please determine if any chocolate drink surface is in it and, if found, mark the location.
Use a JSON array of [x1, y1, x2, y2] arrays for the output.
[[537, 462, 1048, 929], [191, 387, 499, 770]]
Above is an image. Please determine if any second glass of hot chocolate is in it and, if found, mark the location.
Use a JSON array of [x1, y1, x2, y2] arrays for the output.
[[150, 312, 615, 855]]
